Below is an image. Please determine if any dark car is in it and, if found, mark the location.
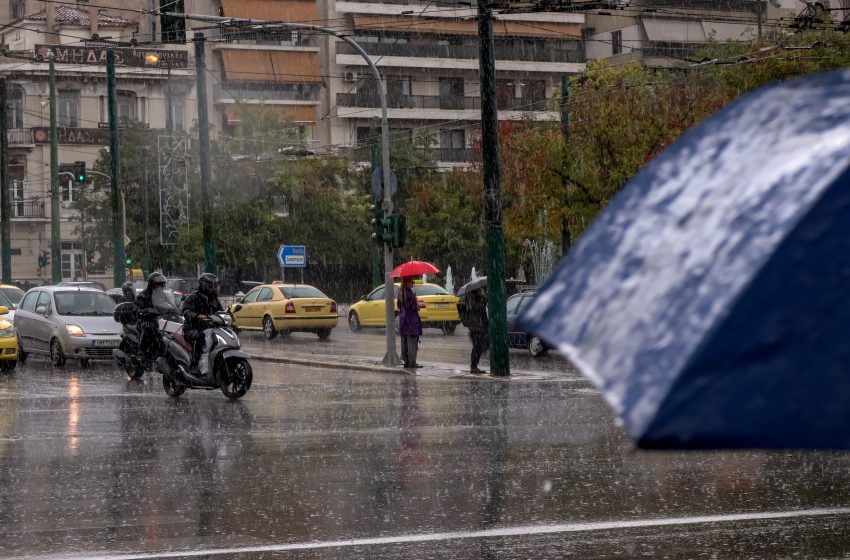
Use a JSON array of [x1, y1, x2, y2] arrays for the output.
[[506, 290, 550, 357], [165, 277, 198, 305]]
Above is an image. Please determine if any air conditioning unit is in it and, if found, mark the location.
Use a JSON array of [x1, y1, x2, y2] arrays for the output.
[[344, 71, 358, 83]]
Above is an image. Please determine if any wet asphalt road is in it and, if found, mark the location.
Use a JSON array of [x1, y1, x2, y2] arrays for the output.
[[2, 354, 850, 558]]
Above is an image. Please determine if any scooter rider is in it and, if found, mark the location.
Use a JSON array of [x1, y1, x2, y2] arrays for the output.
[[134, 272, 168, 362], [182, 273, 223, 376]]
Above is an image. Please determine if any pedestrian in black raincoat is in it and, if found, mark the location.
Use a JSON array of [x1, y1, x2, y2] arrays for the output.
[[466, 287, 489, 373], [182, 273, 223, 375]]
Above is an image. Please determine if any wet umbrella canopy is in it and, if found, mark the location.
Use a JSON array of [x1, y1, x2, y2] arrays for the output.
[[457, 277, 488, 298], [390, 260, 440, 278], [518, 69, 850, 450]]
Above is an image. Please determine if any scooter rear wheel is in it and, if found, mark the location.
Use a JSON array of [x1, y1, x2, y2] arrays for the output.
[[220, 357, 252, 400], [162, 373, 186, 397]]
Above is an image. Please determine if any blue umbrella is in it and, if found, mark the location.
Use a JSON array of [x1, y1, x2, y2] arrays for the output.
[[518, 69, 850, 449]]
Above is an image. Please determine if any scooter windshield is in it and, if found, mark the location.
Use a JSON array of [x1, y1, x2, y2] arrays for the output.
[[152, 287, 179, 314]]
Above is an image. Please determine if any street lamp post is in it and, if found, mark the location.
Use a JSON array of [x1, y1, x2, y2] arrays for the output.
[[144, 53, 173, 133], [167, 11, 400, 364]]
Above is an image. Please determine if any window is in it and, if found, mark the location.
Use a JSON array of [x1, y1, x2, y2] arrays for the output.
[[10, 0, 25, 20], [160, 0, 186, 43], [612, 30, 623, 55], [368, 287, 385, 301], [279, 286, 328, 299], [10, 180, 25, 217], [36, 291, 51, 312], [117, 92, 137, 121], [440, 129, 465, 150], [58, 91, 80, 127], [61, 175, 78, 203], [6, 86, 23, 129], [20, 291, 37, 312], [440, 77, 464, 110], [171, 99, 185, 131], [241, 288, 260, 303], [523, 80, 546, 101], [413, 284, 449, 296], [257, 287, 274, 302], [387, 76, 411, 98]]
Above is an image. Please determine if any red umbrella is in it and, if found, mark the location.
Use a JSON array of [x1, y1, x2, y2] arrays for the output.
[[390, 260, 440, 278]]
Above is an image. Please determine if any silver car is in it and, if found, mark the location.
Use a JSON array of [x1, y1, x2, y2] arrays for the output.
[[14, 286, 121, 366]]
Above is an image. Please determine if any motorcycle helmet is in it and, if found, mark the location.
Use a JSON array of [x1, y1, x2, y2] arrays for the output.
[[198, 273, 219, 296], [147, 272, 167, 290], [121, 281, 135, 303]]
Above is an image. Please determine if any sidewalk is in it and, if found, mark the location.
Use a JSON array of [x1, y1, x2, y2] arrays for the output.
[[247, 348, 585, 382]]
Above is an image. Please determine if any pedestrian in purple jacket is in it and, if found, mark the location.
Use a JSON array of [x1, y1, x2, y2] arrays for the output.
[[397, 276, 423, 368]]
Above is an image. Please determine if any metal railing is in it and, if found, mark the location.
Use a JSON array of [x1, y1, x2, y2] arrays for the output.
[[337, 41, 582, 63], [337, 92, 552, 111], [210, 29, 320, 47], [215, 83, 321, 102], [11, 200, 45, 219], [7, 128, 33, 145]]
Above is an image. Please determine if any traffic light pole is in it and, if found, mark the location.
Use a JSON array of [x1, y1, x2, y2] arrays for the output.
[[49, 53, 61, 283], [107, 50, 125, 286], [0, 77, 10, 284], [477, 0, 510, 376], [170, 11, 400, 365], [195, 33, 216, 275]]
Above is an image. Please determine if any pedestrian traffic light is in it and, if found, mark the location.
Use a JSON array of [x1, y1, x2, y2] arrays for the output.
[[38, 250, 49, 268], [74, 161, 86, 183]]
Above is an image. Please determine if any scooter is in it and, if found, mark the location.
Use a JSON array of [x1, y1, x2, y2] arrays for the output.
[[155, 312, 253, 400], [112, 285, 149, 380]]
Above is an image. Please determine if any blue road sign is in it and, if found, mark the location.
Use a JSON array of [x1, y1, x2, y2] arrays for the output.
[[278, 245, 307, 268]]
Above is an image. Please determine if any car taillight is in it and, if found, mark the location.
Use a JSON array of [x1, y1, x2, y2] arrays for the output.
[[330, 302, 337, 313], [285, 302, 296, 314]]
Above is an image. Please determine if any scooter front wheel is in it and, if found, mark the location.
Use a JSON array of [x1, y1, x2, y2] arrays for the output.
[[162, 373, 186, 397], [219, 357, 253, 400]]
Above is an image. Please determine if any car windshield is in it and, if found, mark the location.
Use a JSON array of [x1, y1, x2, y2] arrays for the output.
[[413, 284, 449, 296], [54, 291, 117, 316], [278, 286, 327, 299], [0, 287, 24, 306], [506, 295, 523, 315]]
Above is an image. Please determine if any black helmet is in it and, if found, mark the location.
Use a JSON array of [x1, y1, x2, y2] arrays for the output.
[[198, 273, 219, 295], [147, 272, 167, 289], [121, 281, 135, 302]]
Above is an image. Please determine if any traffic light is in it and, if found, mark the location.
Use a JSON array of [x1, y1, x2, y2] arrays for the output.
[[38, 251, 50, 268], [389, 214, 406, 248], [370, 204, 390, 245], [74, 161, 86, 183]]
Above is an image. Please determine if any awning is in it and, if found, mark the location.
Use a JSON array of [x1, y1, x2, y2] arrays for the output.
[[701, 21, 757, 42], [225, 105, 317, 124], [642, 18, 706, 43], [352, 16, 581, 39], [221, 50, 322, 83], [220, 0, 318, 22]]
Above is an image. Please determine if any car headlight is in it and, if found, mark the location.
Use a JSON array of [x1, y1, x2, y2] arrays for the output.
[[0, 326, 15, 338], [66, 324, 86, 337]]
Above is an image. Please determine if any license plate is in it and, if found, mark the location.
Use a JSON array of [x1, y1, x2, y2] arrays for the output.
[[92, 340, 118, 348], [436, 303, 450, 308], [304, 306, 323, 312]]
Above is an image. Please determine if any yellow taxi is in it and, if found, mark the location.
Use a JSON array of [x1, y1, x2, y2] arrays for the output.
[[227, 282, 338, 340], [0, 305, 18, 370], [348, 282, 460, 335]]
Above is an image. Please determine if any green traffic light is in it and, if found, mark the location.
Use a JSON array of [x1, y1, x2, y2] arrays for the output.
[[125, 258, 132, 265]]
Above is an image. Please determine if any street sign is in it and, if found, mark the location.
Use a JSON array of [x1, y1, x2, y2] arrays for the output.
[[277, 245, 307, 268], [123, 235, 131, 247], [370, 167, 398, 202]]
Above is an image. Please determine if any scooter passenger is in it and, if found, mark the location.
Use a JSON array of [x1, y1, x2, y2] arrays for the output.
[[182, 273, 223, 376], [135, 272, 167, 362]]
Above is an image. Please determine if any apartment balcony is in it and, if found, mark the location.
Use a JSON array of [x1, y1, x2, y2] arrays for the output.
[[209, 29, 320, 49], [336, 41, 582, 64], [11, 200, 45, 219], [214, 83, 321, 103], [337, 92, 551, 112], [8, 128, 34, 147]]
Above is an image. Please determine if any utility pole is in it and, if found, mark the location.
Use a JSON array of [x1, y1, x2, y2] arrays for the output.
[[49, 53, 61, 283], [370, 141, 381, 287], [195, 32, 216, 274], [0, 77, 10, 283], [107, 50, 125, 286], [560, 74, 571, 257], [477, 0, 509, 376]]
